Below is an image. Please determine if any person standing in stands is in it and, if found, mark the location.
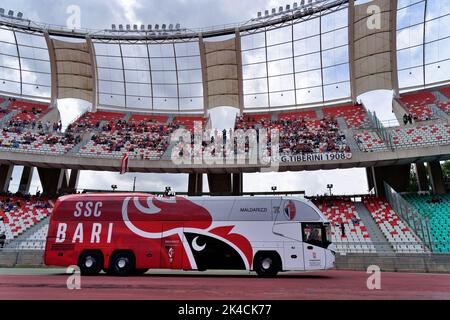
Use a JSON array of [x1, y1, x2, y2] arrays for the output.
[[0, 232, 6, 249], [340, 223, 346, 237], [403, 114, 408, 125]]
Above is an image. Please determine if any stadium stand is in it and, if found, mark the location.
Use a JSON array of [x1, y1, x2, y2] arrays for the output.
[[173, 116, 207, 132], [390, 122, 450, 149], [354, 130, 389, 152], [404, 194, 450, 253], [67, 111, 125, 133], [278, 110, 316, 121], [17, 221, 49, 251], [312, 197, 376, 253], [440, 87, 450, 99], [398, 92, 435, 121], [0, 131, 81, 156], [235, 115, 351, 155], [0, 195, 53, 240], [437, 101, 450, 115], [322, 104, 371, 129], [363, 197, 426, 253]]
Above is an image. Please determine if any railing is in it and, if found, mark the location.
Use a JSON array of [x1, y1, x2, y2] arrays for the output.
[[384, 182, 434, 252], [366, 110, 395, 151]]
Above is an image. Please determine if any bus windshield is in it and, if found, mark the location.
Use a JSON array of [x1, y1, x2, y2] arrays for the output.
[[302, 222, 331, 248]]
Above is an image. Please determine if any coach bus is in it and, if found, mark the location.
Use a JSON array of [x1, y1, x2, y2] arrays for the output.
[[44, 194, 336, 277]]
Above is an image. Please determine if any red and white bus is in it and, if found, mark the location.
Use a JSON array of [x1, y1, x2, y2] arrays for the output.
[[44, 193, 336, 277]]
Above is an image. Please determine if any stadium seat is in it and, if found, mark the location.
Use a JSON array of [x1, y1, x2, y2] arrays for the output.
[[363, 196, 426, 253], [398, 92, 436, 121], [404, 194, 450, 253], [312, 197, 376, 254], [390, 122, 450, 150], [322, 105, 371, 129]]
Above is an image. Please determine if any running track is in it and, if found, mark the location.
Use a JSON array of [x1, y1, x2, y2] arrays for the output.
[[0, 269, 449, 300]]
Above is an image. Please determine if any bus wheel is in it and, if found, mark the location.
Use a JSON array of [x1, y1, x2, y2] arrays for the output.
[[110, 252, 135, 277], [254, 253, 280, 277], [78, 251, 103, 276]]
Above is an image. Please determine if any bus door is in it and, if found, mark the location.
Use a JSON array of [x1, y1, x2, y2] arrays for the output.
[[302, 223, 327, 270], [272, 199, 304, 271], [160, 223, 184, 269]]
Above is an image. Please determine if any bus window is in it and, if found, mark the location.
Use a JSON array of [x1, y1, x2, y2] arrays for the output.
[[302, 223, 325, 248]]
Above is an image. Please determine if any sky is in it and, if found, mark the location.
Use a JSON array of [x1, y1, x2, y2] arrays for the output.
[[2, 0, 405, 196]]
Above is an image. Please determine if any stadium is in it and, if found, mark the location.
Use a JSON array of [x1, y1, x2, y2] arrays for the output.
[[0, 0, 449, 301]]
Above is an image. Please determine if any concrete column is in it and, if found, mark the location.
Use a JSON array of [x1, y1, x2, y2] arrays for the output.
[[415, 163, 429, 192], [372, 164, 411, 196], [37, 168, 69, 196], [0, 165, 14, 193], [207, 173, 232, 196], [427, 161, 446, 194], [68, 169, 80, 192], [18, 167, 34, 194], [232, 173, 243, 196], [188, 173, 203, 196]]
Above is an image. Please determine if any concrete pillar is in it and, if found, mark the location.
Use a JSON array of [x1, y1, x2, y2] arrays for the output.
[[232, 173, 243, 196], [188, 173, 203, 196], [37, 168, 69, 196], [207, 173, 232, 196], [366, 167, 375, 194], [68, 169, 80, 192], [371, 164, 411, 196], [427, 161, 446, 194], [415, 163, 429, 192], [18, 166, 34, 194], [0, 165, 14, 193]]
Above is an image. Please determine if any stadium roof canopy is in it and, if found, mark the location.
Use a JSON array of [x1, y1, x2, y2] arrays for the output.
[[0, 0, 449, 114]]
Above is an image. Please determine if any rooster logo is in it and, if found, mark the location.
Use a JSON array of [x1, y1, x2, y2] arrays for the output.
[[121, 196, 253, 270]]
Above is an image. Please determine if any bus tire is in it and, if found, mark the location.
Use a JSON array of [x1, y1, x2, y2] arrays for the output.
[[110, 251, 135, 277], [254, 252, 281, 277], [78, 251, 103, 276]]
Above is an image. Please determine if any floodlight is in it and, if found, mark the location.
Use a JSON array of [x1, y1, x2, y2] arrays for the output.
[[0, 8, 4, 15], [271, 8, 276, 14], [148, 24, 152, 30], [169, 24, 173, 30], [17, 12, 23, 19], [8, 10, 13, 17], [154, 24, 159, 30], [175, 23, 181, 30], [111, 24, 116, 30], [293, 2, 298, 9], [126, 24, 131, 31], [265, 10, 269, 16], [133, 24, 138, 31], [141, 24, 145, 31], [286, 5, 291, 11], [257, 12, 262, 18], [162, 24, 166, 30], [119, 24, 124, 31], [279, 6, 283, 13]]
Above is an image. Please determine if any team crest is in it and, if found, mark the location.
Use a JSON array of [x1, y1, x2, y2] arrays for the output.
[[283, 200, 296, 220]]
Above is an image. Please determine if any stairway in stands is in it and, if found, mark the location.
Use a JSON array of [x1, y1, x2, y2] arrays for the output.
[[66, 132, 96, 156], [354, 202, 395, 254], [5, 216, 50, 250]]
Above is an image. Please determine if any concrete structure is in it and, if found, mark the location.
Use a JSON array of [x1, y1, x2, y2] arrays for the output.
[[18, 167, 34, 194]]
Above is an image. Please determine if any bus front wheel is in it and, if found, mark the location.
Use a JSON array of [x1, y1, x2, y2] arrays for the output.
[[110, 251, 135, 276], [78, 251, 103, 276], [254, 252, 281, 277]]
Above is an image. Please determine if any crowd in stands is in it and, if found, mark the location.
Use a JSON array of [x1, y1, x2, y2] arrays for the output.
[[235, 115, 351, 155]]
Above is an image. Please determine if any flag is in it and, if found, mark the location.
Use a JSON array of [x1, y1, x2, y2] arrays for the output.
[[120, 154, 129, 175]]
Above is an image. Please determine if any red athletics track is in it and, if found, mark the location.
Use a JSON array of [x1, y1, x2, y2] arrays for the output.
[[0, 270, 449, 300]]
